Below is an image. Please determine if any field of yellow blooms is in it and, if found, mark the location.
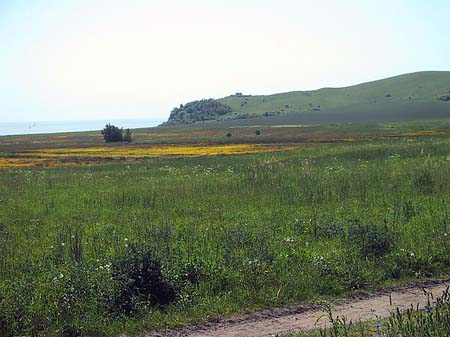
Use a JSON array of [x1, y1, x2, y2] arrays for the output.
[[0, 143, 301, 169]]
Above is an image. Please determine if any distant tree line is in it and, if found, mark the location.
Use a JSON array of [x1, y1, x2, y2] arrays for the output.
[[167, 99, 232, 124], [101, 124, 132, 143]]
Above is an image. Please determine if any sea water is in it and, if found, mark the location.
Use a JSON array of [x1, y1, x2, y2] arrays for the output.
[[0, 118, 164, 136]]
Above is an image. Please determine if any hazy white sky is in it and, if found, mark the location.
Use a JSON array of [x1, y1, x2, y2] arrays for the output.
[[1, 0, 449, 122]]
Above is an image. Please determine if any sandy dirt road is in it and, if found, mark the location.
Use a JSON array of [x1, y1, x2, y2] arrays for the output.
[[148, 279, 449, 337]]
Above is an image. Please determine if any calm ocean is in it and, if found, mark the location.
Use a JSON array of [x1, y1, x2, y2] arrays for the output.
[[0, 118, 164, 136]]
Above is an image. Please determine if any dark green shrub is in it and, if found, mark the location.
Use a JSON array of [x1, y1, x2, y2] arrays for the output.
[[112, 245, 176, 314], [347, 220, 393, 258], [101, 124, 123, 143]]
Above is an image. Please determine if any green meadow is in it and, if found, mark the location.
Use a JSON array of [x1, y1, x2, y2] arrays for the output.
[[0, 129, 449, 336]]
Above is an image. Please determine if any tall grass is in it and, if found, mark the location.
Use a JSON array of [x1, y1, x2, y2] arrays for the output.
[[0, 137, 449, 336]]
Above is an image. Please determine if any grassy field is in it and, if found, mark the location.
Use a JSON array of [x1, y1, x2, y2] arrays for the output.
[[2, 118, 450, 149], [1, 119, 449, 169], [0, 120, 449, 336]]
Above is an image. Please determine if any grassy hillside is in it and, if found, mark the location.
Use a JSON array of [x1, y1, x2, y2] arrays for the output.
[[166, 71, 450, 125], [190, 101, 450, 128], [219, 71, 450, 116]]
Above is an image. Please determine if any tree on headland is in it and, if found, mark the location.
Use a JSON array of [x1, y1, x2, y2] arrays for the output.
[[101, 124, 124, 142]]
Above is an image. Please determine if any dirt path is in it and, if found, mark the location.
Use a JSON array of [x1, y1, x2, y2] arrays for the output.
[[149, 279, 450, 337]]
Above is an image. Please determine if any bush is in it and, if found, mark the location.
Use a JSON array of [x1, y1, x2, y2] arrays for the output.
[[347, 220, 393, 258], [112, 245, 176, 314], [226, 133, 232, 138], [101, 124, 123, 143]]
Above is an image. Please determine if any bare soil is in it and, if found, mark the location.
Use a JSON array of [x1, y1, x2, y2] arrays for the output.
[[148, 279, 450, 337]]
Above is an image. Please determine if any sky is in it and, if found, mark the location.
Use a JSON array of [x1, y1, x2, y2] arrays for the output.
[[0, 0, 449, 123]]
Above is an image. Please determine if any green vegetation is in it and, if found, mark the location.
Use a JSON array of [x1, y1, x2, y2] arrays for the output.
[[220, 71, 450, 117], [101, 124, 132, 143], [291, 288, 450, 337], [166, 99, 232, 125], [124, 128, 132, 143], [164, 72, 450, 125], [0, 132, 449, 336]]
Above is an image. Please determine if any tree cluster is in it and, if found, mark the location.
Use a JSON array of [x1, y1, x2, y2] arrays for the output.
[[101, 124, 132, 143], [167, 99, 232, 124]]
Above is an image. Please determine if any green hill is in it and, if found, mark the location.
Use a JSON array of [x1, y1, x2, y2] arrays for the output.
[[164, 71, 450, 125]]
